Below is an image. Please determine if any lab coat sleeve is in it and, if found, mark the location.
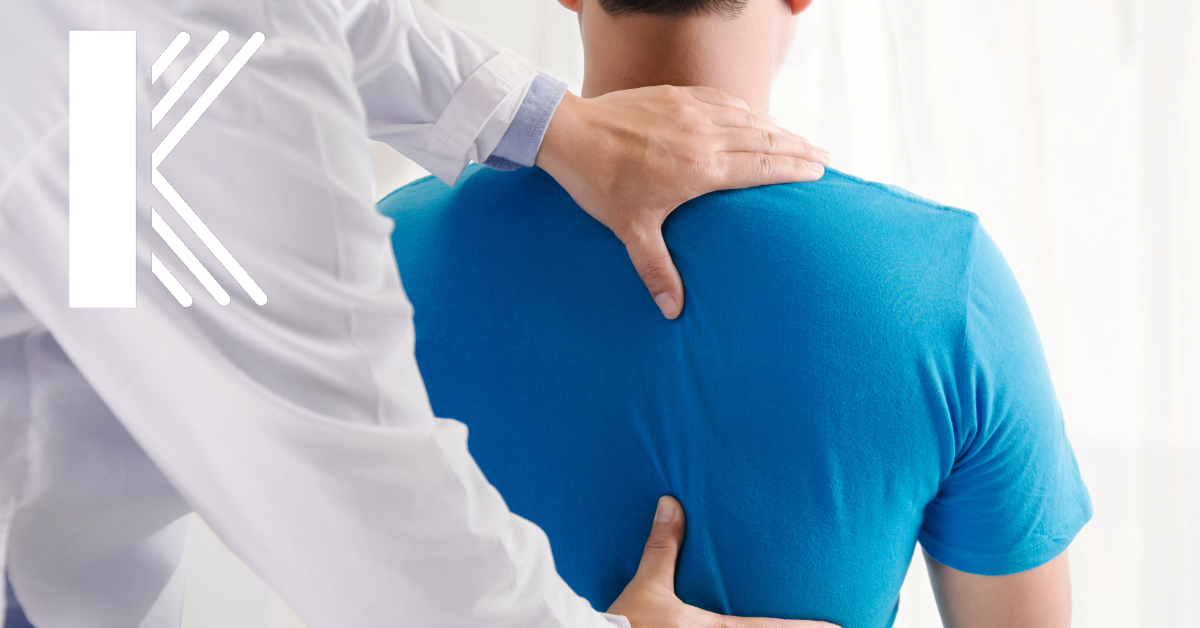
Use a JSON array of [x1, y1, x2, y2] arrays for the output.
[[485, 73, 569, 171], [337, 0, 537, 184]]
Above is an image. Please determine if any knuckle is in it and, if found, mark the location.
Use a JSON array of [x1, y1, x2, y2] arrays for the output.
[[754, 154, 774, 180], [744, 109, 758, 127], [643, 535, 676, 553], [662, 85, 687, 106], [760, 129, 777, 152], [674, 97, 701, 115], [637, 259, 671, 289]]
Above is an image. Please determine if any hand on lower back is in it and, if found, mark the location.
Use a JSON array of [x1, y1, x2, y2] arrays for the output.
[[535, 87, 830, 320], [608, 496, 839, 628]]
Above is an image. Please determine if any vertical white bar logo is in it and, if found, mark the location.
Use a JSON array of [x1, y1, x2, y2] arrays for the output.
[[69, 31, 137, 308]]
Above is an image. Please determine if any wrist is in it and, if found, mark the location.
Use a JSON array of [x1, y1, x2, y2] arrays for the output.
[[535, 90, 585, 174]]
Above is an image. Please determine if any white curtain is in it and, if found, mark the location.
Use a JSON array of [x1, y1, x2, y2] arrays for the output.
[[768, 2, 1200, 626], [183, 1, 1200, 626]]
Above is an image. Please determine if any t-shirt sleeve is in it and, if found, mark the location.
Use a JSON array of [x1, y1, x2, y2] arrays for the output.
[[918, 223, 1092, 576]]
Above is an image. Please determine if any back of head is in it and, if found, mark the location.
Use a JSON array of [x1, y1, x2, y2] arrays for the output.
[[598, 0, 747, 17], [569, 0, 808, 112]]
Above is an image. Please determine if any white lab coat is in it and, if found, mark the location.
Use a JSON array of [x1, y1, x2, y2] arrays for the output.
[[0, 1, 621, 627]]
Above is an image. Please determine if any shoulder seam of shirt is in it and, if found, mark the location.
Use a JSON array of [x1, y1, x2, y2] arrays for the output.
[[953, 221, 983, 471], [821, 168, 978, 219]]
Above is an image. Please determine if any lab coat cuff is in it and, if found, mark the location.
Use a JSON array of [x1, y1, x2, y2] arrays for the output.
[[484, 73, 568, 171], [601, 613, 633, 628], [423, 51, 537, 186]]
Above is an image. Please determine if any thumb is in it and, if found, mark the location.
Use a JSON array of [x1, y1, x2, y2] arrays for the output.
[[632, 496, 687, 594], [624, 229, 684, 319]]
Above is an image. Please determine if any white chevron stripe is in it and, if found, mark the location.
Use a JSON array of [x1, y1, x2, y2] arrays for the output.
[[153, 32, 264, 167], [151, 31, 268, 306], [152, 30, 228, 129], [152, 32, 191, 85], [152, 170, 267, 305], [152, 254, 194, 307], [152, 208, 231, 306]]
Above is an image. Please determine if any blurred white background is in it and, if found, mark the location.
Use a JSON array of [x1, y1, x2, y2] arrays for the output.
[[180, 0, 1200, 626]]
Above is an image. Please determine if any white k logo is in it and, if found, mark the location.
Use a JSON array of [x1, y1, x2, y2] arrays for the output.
[[68, 29, 268, 308]]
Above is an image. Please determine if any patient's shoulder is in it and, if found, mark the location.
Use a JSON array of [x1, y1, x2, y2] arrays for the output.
[[753, 167, 977, 225], [672, 167, 981, 257], [378, 165, 567, 219], [814, 168, 967, 212]]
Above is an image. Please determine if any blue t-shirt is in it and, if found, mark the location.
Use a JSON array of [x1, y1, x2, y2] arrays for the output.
[[380, 165, 1091, 628]]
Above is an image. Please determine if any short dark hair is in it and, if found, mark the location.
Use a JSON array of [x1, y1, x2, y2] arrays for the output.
[[597, 0, 748, 17]]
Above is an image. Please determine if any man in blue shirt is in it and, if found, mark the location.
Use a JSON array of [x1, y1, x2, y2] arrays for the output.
[[379, 0, 1091, 626]]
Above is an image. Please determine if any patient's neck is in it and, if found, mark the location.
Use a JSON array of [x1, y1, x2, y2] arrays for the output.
[[578, 3, 790, 114]]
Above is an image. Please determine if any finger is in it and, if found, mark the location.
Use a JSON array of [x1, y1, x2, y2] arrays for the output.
[[709, 153, 826, 191], [701, 107, 832, 165], [675, 84, 753, 111], [716, 127, 831, 165], [624, 229, 684, 319], [632, 496, 687, 592], [704, 102, 776, 130], [719, 617, 841, 628], [672, 86, 832, 165]]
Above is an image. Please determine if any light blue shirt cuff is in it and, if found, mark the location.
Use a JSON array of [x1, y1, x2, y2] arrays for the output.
[[484, 73, 568, 171]]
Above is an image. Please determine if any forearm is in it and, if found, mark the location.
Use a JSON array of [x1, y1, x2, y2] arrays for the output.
[[342, 0, 537, 184], [925, 549, 1072, 628]]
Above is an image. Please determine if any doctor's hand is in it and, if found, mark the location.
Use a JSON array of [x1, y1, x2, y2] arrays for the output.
[[535, 87, 830, 320], [607, 496, 840, 628]]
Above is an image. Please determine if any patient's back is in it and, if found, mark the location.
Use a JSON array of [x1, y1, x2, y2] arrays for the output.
[[381, 166, 1089, 628]]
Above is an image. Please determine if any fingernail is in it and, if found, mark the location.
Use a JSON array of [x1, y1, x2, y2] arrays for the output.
[[815, 148, 833, 165], [654, 292, 678, 317], [656, 497, 676, 523], [809, 162, 826, 178]]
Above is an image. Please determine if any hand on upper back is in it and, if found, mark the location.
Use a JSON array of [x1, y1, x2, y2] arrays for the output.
[[924, 549, 1073, 628], [608, 496, 840, 628], [535, 87, 830, 320]]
